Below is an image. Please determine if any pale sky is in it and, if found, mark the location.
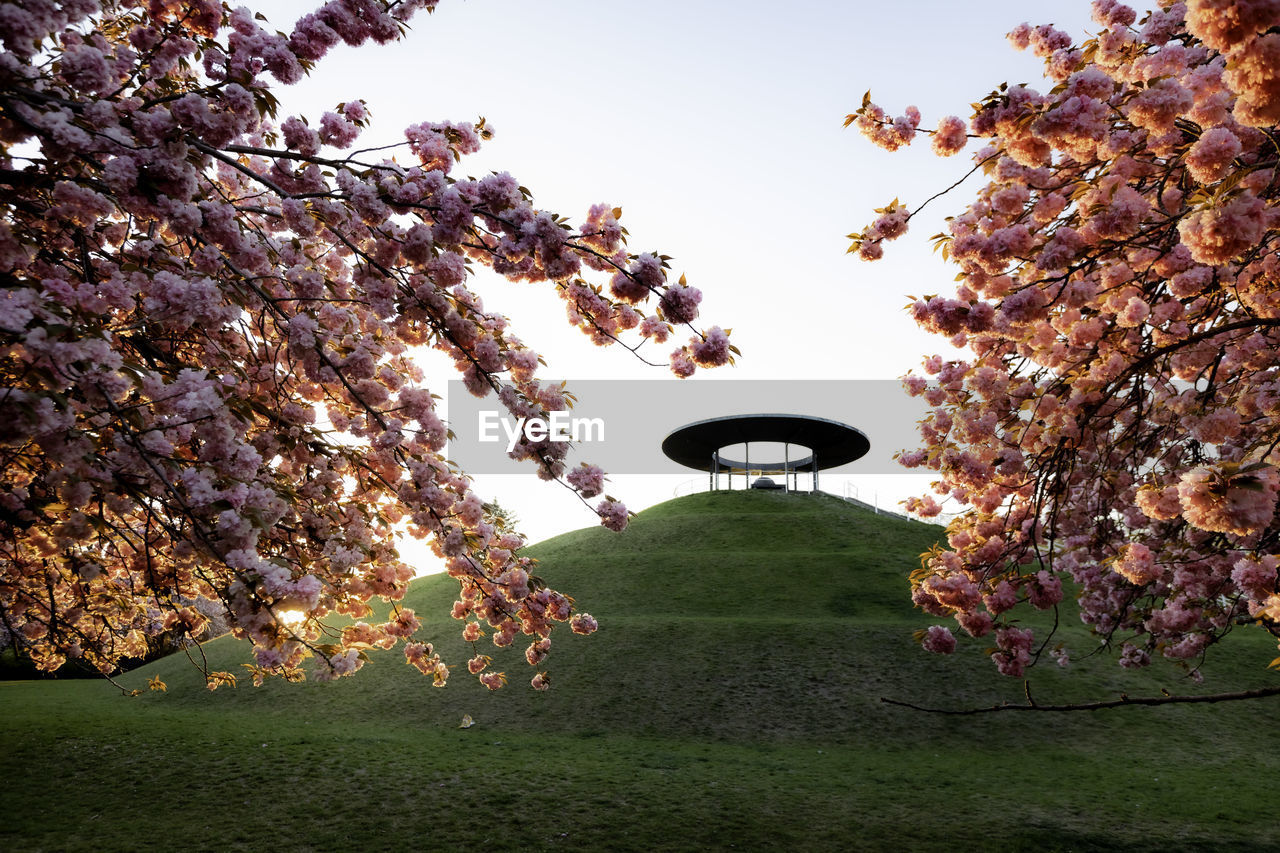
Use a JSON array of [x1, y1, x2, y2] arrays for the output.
[[249, 0, 1100, 556]]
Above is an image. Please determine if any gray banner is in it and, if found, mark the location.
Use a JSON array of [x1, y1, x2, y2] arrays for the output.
[[446, 379, 929, 477]]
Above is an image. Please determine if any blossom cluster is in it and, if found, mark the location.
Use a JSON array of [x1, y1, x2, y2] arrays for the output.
[[859, 0, 1280, 677], [0, 1, 726, 687]]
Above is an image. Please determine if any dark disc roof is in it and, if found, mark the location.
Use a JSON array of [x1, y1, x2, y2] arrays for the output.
[[661, 413, 870, 473]]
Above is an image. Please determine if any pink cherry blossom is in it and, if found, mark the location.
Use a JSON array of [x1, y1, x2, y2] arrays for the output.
[[566, 464, 606, 498], [1186, 126, 1243, 183], [690, 326, 731, 367], [1178, 192, 1266, 264], [0, 0, 729, 689], [931, 116, 968, 156], [1185, 0, 1280, 52], [1114, 542, 1161, 586], [1178, 466, 1279, 536], [921, 625, 957, 654], [855, 3, 1280, 679]]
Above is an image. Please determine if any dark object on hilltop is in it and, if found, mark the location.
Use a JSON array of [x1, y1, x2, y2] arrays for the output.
[[750, 476, 785, 490], [662, 413, 869, 492]]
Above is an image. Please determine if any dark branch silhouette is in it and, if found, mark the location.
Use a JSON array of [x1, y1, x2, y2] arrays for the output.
[[881, 681, 1280, 714]]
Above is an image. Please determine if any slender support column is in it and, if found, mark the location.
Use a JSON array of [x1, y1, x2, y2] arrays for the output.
[[783, 443, 790, 493], [813, 451, 819, 493], [745, 442, 750, 490]]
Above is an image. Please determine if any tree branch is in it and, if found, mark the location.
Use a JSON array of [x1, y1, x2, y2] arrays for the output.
[[881, 683, 1280, 714]]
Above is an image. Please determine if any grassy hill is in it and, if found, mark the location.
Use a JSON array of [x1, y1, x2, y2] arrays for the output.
[[2, 490, 1278, 851]]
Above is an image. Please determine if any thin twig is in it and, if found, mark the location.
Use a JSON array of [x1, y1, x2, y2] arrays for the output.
[[881, 683, 1280, 714]]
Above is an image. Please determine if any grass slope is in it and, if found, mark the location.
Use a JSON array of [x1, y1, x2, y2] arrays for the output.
[[2, 491, 1278, 852]]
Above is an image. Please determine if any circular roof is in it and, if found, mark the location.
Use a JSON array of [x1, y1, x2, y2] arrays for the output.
[[661, 413, 870, 473]]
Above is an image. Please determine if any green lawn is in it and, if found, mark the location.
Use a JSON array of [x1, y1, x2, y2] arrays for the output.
[[2, 491, 1277, 851]]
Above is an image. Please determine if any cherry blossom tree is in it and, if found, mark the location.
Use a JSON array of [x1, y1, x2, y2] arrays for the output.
[[0, 1, 731, 690], [852, 0, 1280, 688]]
